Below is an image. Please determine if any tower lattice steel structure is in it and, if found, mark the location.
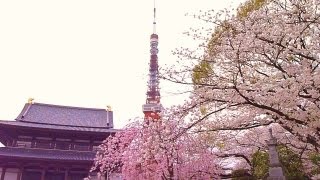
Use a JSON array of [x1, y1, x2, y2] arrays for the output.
[[142, 2, 162, 120]]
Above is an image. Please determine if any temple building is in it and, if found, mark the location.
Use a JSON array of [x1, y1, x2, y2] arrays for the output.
[[0, 101, 119, 180]]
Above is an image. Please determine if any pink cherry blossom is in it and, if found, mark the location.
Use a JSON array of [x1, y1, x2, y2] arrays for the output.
[[92, 114, 221, 179]]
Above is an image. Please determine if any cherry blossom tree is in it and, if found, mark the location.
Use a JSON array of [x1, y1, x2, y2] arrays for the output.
[[163, 0, 320, 150], [159, 0, 320, 177], [91, 114, 221, 180]]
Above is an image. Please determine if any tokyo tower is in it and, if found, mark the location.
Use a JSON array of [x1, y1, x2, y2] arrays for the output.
[[142, 1, 162, 121]]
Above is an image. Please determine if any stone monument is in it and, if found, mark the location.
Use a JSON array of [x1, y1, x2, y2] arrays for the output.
[[266, 128, 286, 180]]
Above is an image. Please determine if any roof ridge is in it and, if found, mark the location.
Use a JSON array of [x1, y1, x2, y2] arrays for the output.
[[0, 120, 120, 133], [32, 102, 107, 111]]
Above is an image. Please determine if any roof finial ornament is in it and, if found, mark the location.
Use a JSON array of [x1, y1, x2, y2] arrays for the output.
[[28, 98, 34, 104], [106, 105, 112, 111]]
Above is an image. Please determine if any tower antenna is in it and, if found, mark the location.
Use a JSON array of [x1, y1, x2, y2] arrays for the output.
[[153, 0, 156, 34]]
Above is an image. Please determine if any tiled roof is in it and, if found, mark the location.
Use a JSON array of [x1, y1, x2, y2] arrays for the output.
[[0, 120, 119, 133], [0, 147, 95, 162], [16, 103, 113, 128]]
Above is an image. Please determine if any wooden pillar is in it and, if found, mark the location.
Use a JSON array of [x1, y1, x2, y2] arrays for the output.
[[64, 168, 69, 180], [89, 139, 93, 151], [16, 167, 23, 180], [31, 137, 36, 148], [13, 139, 17, 147], [0, 167, 6, 180], [70, 139, 74, 150], [41, 168, 46, 180], [53, 138, 56, 149]]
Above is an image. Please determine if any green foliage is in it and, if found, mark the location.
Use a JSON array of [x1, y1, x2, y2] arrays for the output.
[[208, 0, 268, 55], [277, 145, 306, 179], [193, 0, 269, 86], [232, 169, 253, 180], [192, 60, 213, 84], [251, 150, 269, 179], [309, 152, 320, 175], [237, 0, 268, 19], [207, 21, 235, 59], [251, 145, 307, 180], [199, 105, 207, 115]]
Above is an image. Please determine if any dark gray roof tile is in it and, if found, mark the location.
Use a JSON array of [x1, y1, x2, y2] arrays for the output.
[[16, 103, 113, 128]]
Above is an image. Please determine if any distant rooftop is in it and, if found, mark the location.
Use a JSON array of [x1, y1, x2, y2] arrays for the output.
[[15, 103, 113, 128]]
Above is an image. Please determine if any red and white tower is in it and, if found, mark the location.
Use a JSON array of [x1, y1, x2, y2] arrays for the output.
[[142, 2, 162, 121]]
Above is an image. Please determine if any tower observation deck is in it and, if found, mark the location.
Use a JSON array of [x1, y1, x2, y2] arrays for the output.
[[142, 2, 162, 120]]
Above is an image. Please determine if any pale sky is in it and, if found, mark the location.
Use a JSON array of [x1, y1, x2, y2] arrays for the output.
[[0, 0, 243, 128]]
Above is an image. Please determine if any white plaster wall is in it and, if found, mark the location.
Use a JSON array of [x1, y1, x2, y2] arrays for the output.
[[4, 168, 19, 180]]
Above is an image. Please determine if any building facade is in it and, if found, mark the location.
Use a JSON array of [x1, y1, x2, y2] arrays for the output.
[[0, 102, 119, 180]]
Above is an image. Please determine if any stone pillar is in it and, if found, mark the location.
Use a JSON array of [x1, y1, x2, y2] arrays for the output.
[[267, 129, 286, 180]]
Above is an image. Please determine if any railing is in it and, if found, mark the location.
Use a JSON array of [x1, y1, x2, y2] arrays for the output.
[[13, 139, 103, 152], [74, 144, 90, 151], [35, 141, 52, 149], [16, 141, 32, 148]]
